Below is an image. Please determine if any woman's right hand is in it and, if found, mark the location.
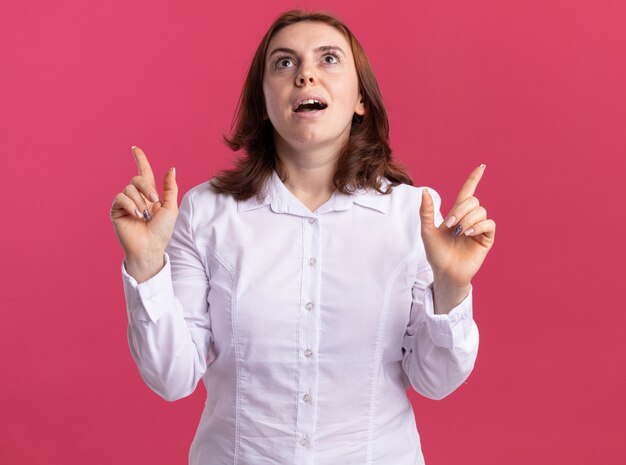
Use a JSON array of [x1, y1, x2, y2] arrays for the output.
[[110, 146, 178, 283]]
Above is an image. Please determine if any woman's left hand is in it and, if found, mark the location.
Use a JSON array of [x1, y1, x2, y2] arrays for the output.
[[420, 164, 496, 288]]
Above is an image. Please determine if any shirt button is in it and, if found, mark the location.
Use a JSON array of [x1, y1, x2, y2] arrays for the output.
[[305, 301, 314, 311], [303, 348, 313, 359], [308, 257, 317, 266], [308, 218, 316, 224], [303, 393, 312, 404], [299, 435, 310, 447]]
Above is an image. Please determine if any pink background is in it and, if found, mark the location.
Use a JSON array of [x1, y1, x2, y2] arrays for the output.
[[1, 0, 624, 463]]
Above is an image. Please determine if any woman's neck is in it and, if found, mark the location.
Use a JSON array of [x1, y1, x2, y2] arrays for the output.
[[275, 139, 341, 210]]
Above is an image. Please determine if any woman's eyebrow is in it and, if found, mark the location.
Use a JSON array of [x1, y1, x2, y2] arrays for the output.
[[267, 45, 347, 60]]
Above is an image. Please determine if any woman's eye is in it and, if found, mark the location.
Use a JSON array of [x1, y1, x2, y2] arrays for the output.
[[323, 54, 339, 64], [276, 58, 294, 69]]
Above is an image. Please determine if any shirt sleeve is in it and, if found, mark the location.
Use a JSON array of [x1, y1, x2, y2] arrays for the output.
[[122, 191, 214, 402], [400, 187, 479, 400]]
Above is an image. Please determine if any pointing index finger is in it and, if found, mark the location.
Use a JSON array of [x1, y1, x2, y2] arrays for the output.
[[454, 164, 486, 206], [131, 146, 155, 182]]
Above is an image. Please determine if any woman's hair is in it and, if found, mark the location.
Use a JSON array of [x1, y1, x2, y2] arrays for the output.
[[210, 9, 414, 200]]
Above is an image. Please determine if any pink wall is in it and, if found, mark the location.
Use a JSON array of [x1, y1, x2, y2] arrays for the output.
[[1, 0, 624, 463]]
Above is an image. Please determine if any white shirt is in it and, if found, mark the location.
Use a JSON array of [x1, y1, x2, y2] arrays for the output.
[[121, 169, 479, 465]]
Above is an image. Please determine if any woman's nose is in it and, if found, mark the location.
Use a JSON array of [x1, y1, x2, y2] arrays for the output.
[[296, 69, 316, 86]]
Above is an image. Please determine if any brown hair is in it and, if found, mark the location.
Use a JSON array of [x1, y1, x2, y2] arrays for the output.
[[210, 9, 413, 200]]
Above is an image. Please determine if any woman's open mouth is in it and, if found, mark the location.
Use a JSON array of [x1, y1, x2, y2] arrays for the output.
[[293, 99, 328, 112], [292, 99, 328, 118]]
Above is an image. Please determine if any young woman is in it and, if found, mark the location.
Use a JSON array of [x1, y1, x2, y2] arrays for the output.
[[110, 10, 495, 465]]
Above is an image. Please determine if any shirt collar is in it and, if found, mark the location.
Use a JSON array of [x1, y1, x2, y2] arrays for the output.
[[237, 169, 390, 215]]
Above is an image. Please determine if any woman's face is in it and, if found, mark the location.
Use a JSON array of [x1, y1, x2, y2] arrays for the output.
[[262, 21, 365, 156]]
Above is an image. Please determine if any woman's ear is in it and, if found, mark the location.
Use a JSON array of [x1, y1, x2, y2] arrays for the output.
[[355, 93, 366, 116]]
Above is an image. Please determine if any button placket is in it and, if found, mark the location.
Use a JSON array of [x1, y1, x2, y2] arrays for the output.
[[294, 216, 321, 462]]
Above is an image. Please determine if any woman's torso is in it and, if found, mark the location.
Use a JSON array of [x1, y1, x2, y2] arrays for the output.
[[172, 170, 429, 465]]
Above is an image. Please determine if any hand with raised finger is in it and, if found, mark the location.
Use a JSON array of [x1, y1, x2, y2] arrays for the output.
[[110, 146, 178, 282], [420, 164, 496, 289]]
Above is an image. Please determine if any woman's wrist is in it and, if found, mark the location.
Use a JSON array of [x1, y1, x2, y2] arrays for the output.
[[124, 252, 165, 284], [431, 277, 471, 315]]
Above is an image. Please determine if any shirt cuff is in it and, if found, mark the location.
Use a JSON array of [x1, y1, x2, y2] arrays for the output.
[[423, 283, 474, 350], [121, 253, 176, 323]]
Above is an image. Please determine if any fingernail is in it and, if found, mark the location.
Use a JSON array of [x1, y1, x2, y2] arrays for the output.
[[149, 192, 159, 203], [452, 224, 463, 237], [131, 146, 137, 152], [143, 209, 152, 221], [172, 167, 176, 177], [480, 163, 486, 168], [134, 209, 143, 219], [445, 216, 456, 228], [464, 228, 475, 236]]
